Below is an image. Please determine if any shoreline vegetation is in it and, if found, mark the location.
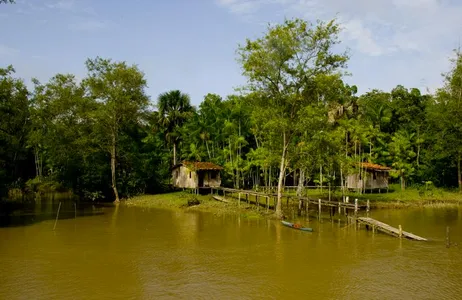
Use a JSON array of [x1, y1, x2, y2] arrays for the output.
[[125, 186, 462, 218], [2, 18, 462, 212], [125, 192, 274, 219]]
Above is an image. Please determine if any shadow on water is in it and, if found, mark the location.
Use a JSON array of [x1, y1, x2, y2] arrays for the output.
[[0, 193, 111, 227]]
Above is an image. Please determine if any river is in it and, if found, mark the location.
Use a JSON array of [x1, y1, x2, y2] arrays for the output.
[[1, 199, 461, 299]]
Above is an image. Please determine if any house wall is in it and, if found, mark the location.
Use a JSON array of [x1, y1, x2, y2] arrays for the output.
[[199, 171, 221, 188], [347, 170, 389, 190], [172, 167, 222, 188], [172, 166, 198, 189]]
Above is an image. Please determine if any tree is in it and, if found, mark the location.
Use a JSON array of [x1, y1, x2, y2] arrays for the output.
[[157, 90, 194, 166], [435, 50, 462, 192], [84, 57, 149, 202], [0, 66, 30, 195], [389, 130, 416, 190], [0, 0, 15, 4], [237, 18, 348, 218]]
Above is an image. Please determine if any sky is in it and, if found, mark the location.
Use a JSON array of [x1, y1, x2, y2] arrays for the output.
[[1, 0, 461, 106]]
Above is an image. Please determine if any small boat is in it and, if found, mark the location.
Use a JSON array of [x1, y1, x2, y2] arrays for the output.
[[281, 220, 313, 232]]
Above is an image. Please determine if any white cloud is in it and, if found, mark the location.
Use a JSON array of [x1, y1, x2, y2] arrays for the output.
[[70, 20, 110, 32], [46, 0, 75, 11], [216, 0, 462, 56], [0, 45, 19, 57], [216, 0, 462, 92]]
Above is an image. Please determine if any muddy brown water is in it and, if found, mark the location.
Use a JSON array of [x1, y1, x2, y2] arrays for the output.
[[1, 199, 461, 299]]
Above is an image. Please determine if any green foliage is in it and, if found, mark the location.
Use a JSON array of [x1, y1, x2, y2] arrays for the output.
[[2, 18, 462, 204]]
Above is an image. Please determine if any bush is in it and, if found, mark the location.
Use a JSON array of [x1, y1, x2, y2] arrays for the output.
[[25, 177, 67, 194]]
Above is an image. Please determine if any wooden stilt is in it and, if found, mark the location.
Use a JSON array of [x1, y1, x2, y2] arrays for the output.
[[354, 199, 358, 218], [446, 226, 450, 248], [318, 199, 321, 220]]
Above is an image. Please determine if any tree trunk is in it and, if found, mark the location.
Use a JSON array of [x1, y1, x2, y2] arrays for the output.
[[173, 142, 177, 165], [458, 153, 461, 193], [340, 164, 344, 201], [111, 131, 120, 202], [205, 141, 211, 160], [320, 164, 323, 193], [276, 133, 287, 219], [296, 169, 305, 197], [400, 171, 406, 191]]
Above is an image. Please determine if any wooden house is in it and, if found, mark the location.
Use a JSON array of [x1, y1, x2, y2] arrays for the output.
[[347, 162, 391, 191], [172, 161, 223, 189]]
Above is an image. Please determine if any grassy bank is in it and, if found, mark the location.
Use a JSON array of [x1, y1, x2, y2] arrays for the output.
[[291, 184, 462, 208], [125, 191, 274, 219]]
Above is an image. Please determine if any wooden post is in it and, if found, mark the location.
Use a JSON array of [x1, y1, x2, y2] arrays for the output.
[[305, 200, 309, 217], [266, 196, 269, 211], [238, 193, 241, 208], [318, 199, 321, 220], [246, 193, 249, 204], [398, 225, 403, 238], [446, 226, 450, 248], [366, 199, 370, 212], [354, 199, 358, 217], [53, 202, 62, 230]]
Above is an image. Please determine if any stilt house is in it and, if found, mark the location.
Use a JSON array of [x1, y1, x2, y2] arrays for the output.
[[172, 161, 223, 189], [347, 162, 391, 191]]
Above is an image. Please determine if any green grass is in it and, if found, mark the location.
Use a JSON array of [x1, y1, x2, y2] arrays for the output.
[[286, 184, 462, 208], [125, 191, 273, 219]]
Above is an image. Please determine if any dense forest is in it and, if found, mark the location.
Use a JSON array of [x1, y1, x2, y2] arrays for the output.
[[1, 19, 461, 215]]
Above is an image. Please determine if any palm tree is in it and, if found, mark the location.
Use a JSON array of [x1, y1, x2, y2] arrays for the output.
[[157, 90, 194, 165]]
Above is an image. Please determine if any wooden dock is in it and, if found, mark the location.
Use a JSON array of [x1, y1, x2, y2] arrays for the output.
[[213, 187, 360, 210], [357, 217, 427, 241]]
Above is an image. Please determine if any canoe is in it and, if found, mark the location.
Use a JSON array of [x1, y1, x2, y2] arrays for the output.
[[281, 220, 313, 232]]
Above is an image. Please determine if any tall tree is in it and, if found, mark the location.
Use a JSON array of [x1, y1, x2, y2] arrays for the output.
[[238, 18, 348, 218], [435, 50, 462, 192], [84, 57, 149, 202], [157, 90, 194, 165], [0, 66, 30, 195]]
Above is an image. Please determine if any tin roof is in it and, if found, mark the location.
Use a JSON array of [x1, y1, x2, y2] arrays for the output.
[[361, 162, 391, 171], [173, 161, 223, 171]]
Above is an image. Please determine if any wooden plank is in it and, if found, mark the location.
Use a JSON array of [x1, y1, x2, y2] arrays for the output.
[[212, 195, 229, 203], [357, 217, 427, 241]]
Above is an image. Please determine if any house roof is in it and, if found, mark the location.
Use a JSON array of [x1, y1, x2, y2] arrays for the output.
[[361, 162, 391, 171], [173, 161, 223, 171]]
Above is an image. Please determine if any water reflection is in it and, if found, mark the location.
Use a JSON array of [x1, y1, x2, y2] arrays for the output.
[[0, 205, 461, 299], [0, 193, 106, 227]]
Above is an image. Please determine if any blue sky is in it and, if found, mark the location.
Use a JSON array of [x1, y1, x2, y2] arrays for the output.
[[1, 0, 461, 106]]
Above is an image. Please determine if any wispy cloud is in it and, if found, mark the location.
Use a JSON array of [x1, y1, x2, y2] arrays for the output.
[[216, 0, 462, 92], [69, 20, 110, 32], [0, 44, 19, 57], [216, 0, 462, 57], [45, 0, 75, 11]]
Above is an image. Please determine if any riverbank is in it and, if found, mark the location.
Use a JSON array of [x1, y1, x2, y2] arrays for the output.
[[299, 184, 462, 208], [125, 187, 462, 216], [125, 192, 273, 219]]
